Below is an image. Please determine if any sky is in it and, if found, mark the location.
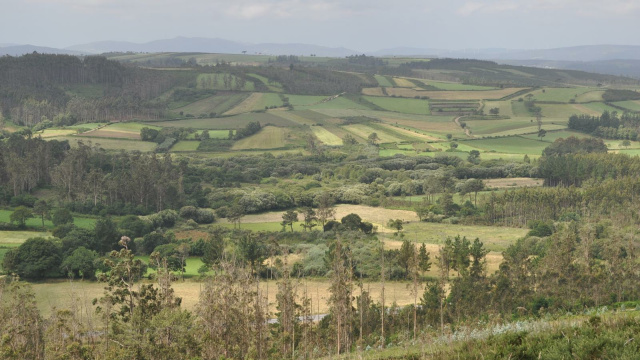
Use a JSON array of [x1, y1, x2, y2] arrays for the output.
[[2, 0, 640, 51]]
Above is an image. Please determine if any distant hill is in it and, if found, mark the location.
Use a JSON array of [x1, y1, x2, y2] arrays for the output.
[[0, 45, 86, 56], [373, 45, 640, 62], [66, 37, 358, 57]]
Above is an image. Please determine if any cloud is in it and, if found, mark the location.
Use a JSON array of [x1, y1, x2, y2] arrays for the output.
[[457, 0, 640, 17]]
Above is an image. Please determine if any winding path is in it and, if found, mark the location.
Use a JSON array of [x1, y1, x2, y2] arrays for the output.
[[454, 116, 472, 137]]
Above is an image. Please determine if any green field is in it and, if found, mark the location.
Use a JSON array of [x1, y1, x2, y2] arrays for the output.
[[465, 118, 566, 135], [612, 100, 640, 112], [527, 87, 600, 102], [460, 136, 550, 154], [152, 112, 297, 130], [174, 93, 250, 117], [401, 222, 527, 252], [363, 96, 430, 115], [65, 123, 105, 130], [171, 141, 201, 152], [582, 102, 625, 114], [49, 136, 158, 151], [295, 96, 372, 111], [417, 80, 498, 91], [196, 73, 255, 91], [0, 210, 96, 230], [185, 130, 231, 139], [285, 95, 327, 106], [232, 126, 289, 150], [374, 75, 394, 87], [520, 130, 593, 142], [343, 124, 404, 143], [247, 73, 283, 92]]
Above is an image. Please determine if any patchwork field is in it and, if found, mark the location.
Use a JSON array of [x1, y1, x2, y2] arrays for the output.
[[374, 75, 394, 87], [416, 80, 498, 91]]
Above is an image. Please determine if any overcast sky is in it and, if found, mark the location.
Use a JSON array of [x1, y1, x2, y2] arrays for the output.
[[2, 0, 640, 51]]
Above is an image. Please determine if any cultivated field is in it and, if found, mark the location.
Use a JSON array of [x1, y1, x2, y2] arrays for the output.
[[310, 126, 343, 145], [363, 96, 431, 115], [232, 126, 289, 150], [174, 93, 250, 116], [48, 136, 158, 152], [382, 87, 527, 100]]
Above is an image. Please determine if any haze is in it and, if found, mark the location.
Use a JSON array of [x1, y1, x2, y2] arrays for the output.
[[3, 0, 640, 52]]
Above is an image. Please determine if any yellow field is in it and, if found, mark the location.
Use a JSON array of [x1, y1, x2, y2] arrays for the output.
[[378, 117, 464, 137], [220, 204, 419, 229], [343, 124, 404, 143], [362, 87, 386, 96], [81, 129, 140, 139], [30, 278, 423, 318], [392, 77, 416, 88], [35, 129, 77, 138], [384, 88, 527, 100], [311, 126, 343, 145], [378, 123, 440, 141], [223, 92, 264, 115], [484, 177, 543, 189], [232, 126, 288, 150]]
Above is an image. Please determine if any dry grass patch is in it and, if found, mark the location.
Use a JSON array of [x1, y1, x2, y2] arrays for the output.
[[392, 77, 417, 88], [36, 129, 77, 138], [484, 178, 543, 189], [343, 124, 404, 143], [378, 124, 440, 141], [223, 92, 264, 115], [311, 126, 343, 145], [232, 126, 288, 150], [80, 129, 140, 139], [362, 87, 386, 96], [30, 278, 423, 317]]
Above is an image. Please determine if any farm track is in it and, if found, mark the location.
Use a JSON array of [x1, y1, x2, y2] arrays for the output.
[[454, 116, 472, 137]]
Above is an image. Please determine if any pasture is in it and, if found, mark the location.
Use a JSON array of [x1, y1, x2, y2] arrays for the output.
[[417, 80, 497, 91], [174, 93, 250, 117], [384, 87, 527, 100], [49, 136, 158, 152], [460, 136, 549, 155], [171, 141, 201, 152], [363, 96, 431, 115], [374, 75, 394, 87], [151, 112, 297, 129], [232, 126, 289, 150], [196, 73, 255, 91], [0, 210, 97, 230], [527, 87, 600, 102], [311, 126, 343, 145], [612, 100, 640, 112]]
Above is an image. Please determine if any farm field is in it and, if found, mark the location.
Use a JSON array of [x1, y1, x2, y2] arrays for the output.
[[374, 74, 394, 87], [151, 112, 297, 129], [383, 87, 527, 100], [294, 96, 372, 111], [171, 140, 200, 151], [29, 278, 426, 318], [247, 73, 283, 92], [174, 93, 250, 117], [363, 96, 430, 114], [417, 80, 498, 91], [0, 210, 96, 230], [185, 129, 231, 139], [48, 136, 158, 151], [35, 129, 77, 138], [391, 77, 417, 88], [343, 124, 404, 143], [196, 73, 255, 91], [232, 126, 289, 150], [612, 100, 640, 112], [310, 126, 343, 145], [460, 136, 550, 154], [527, 87, 601, 102], [465, 118, 566, 135]]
